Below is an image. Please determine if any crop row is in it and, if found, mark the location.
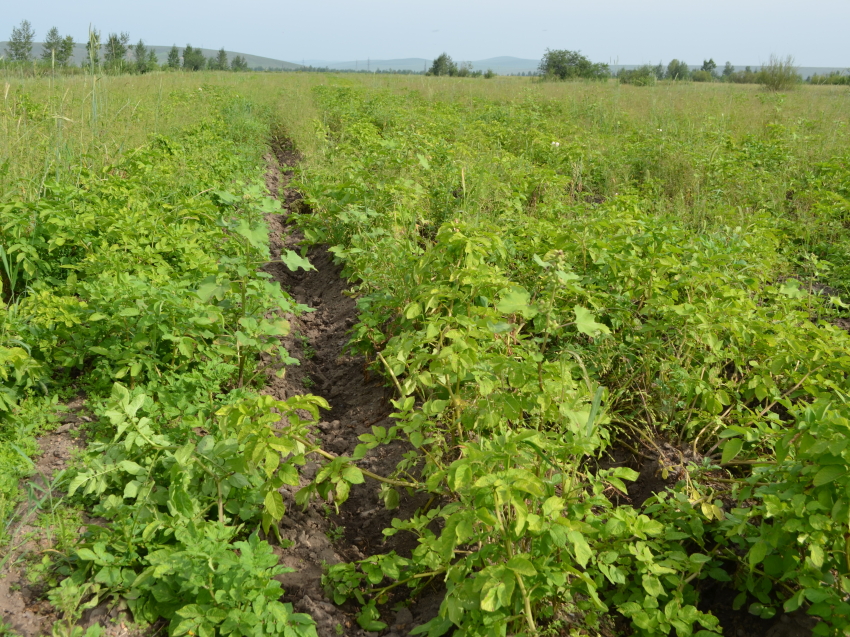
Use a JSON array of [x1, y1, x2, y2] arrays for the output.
[[290, 85, 850, 635], [0, 86, 324, 637]]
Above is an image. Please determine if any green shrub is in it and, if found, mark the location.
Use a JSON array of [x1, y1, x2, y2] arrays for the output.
[[538, 49, 609, 80], [809, 71, 850, 85], [759, 54, 802, 91], [618, 65, 657, 86], [727, 65, 759, 84], [666, 59, 690, 80]]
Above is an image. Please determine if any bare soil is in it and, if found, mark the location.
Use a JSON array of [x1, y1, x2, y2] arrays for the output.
[[262, 138, 441, 637], [0, 398, 133, 636]]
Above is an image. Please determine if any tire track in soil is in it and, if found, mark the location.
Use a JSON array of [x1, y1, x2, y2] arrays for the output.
[[262, 139, 442, 637]]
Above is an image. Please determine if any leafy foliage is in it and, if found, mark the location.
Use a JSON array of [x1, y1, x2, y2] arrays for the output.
[[61, 385, 325, 636], [666, 59, 690, 81], [618, 65, 659, 86], [538, 49, 610, 81], [41, 27, 74, 66], [0, 87, 324, 635], [183, 45, 207, 71], [5, 20, 35, 62], [759, 55, 802, 91], [292, 83, 850, 634], [428, 53, 458, 77]]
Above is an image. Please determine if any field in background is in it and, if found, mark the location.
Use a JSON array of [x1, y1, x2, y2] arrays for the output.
[[3, 71, 847, 196], [2, 71, 850, 636]]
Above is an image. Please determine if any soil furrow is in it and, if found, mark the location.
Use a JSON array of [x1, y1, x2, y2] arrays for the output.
[[263, 140, 441, 637]]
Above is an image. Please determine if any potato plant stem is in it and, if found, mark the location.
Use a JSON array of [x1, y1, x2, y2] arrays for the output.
[[298, 437, 420, 489]]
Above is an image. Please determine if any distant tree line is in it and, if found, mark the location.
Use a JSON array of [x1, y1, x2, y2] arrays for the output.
[[616, 55, 805, 90], [5, 20, 843, 86], [2, 19, 250, 74], [532, 49, 816, 91], [289, 66, 426, 74], [808, 70, 850, 85]]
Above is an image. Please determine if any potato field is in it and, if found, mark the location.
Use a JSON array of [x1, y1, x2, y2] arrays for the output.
[[1, 72, 850, 637]]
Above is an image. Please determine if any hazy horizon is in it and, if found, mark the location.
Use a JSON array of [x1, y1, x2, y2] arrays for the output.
[[4, 0, 849, 68]]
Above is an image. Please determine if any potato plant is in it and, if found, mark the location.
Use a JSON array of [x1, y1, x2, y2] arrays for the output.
[[3, 73, 850, 637], [293, 85, 850, 635], [0, 86, 323, 636]]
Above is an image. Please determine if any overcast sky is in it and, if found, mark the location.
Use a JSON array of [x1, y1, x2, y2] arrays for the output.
[[4, 0, 848, 67]]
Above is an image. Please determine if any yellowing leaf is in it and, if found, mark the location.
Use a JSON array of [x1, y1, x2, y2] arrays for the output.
[[405, 302, 422, 319], [574, 306, 610, 337], [497, 287, 537, 319], [506, 556, 536, 577], [810, 544, 825, 568], [341, 465, 365, 484], [642, 574, 664, 597], [568, 530, 593, 568], [281, 249, 314, 272], [264, 489, 286, 522]]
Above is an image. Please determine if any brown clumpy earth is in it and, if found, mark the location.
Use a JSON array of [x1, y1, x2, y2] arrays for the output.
[[0, 407, 84, 636], [261, 137, 442, 637], [0, 400, 139, 636]]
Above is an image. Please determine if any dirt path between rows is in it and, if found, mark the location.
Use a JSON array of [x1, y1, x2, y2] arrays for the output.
[[0, 399, 118, 636], [262, 138, 441, 637]]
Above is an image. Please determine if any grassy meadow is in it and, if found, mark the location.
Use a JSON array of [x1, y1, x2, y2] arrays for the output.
[[2, 69, 850, 636]]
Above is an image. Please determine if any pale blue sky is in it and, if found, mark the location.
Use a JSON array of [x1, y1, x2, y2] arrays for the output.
[[4, 0, 848, 66]]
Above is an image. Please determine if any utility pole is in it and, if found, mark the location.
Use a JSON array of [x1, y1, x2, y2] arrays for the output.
[[368, 58, 370, 72]]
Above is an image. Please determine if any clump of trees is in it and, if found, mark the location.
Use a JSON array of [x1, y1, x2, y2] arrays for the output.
[[665, 59, 689, 80], [42, 27, 75, 65], [428, 53, 457, 76], [130, 40, 158, 74], [690, 59, 717, 82], [721, 56, 801, 89], [103, 32, 130, 71], [538, 49, 609, 80], [615, 54, 802, 90], [617, 65, 658, 86], [809, 70, 850, 86], [5, 19, 36, 61], [426, 53, 493, 78], [181, 45, 206, 71]]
